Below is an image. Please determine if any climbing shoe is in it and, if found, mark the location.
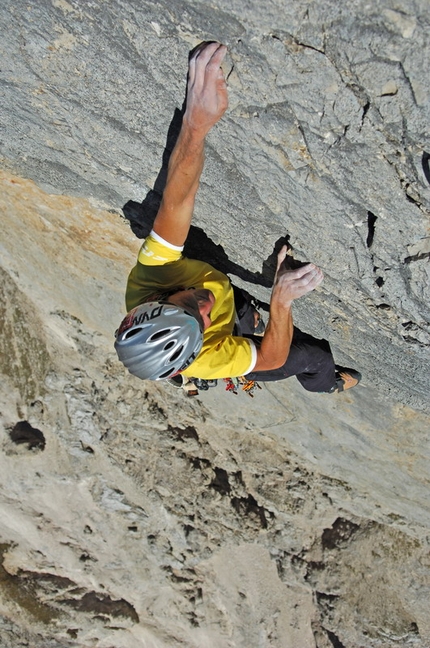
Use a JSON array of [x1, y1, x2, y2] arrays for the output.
[[329, 367, 362, 393]]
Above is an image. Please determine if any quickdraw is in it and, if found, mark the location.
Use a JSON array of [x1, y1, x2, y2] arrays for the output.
[[223, 377, 238, 394], [223, 376, 261, 397]]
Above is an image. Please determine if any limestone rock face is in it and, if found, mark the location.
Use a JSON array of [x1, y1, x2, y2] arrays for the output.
[[1, 0, 429, 411], [0, 0, 430, 646]]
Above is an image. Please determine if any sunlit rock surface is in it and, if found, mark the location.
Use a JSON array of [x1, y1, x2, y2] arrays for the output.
[[0, 0, 429, 646]]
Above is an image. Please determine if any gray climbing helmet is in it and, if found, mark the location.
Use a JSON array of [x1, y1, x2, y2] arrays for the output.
[[114, 302, 203, 380]]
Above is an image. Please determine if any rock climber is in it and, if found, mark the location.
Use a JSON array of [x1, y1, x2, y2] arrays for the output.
[[115, 42, 361, 394]]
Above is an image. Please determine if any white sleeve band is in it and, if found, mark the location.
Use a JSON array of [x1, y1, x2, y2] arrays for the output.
[[150, 230, 184, 252], [244, 339, 258, 375]]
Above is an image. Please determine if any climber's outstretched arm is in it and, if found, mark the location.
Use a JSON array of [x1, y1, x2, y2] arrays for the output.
[[253, 246, 324, 371], [152, 42, 228, 247]]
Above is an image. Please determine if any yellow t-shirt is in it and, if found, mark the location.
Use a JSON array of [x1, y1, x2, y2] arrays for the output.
[[125, 231, 257, 379]]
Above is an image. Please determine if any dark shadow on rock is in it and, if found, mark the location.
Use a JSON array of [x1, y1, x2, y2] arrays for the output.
[[122, 43, 295, 309], [421, 151, 430, 185], [9, 420, 46, 451], [123, 106, 186, 239]]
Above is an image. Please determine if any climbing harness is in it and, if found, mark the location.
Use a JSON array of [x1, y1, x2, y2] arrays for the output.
[[168, 375, 262, 398]]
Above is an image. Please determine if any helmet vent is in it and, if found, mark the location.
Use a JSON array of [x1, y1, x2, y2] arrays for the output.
[[169, 346, 184, 362], [159, 369, 174, 379], [125, 328, 142, 339], [149, 329, 171, 341]]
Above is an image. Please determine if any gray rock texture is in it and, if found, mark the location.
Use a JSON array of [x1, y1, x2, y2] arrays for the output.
[[1, 0, 429, 410], [0, 0, 430, 646]]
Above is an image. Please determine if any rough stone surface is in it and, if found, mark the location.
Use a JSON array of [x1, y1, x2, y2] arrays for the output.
[[1, 0, 430, 646], [1, 0, 429, 411]]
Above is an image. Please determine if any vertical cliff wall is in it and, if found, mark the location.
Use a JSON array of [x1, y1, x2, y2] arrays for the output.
[[1, 1, 430, 646], [1, 0, 429, 409]]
